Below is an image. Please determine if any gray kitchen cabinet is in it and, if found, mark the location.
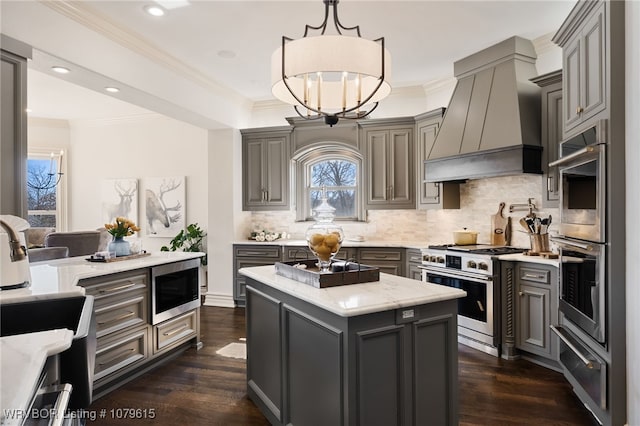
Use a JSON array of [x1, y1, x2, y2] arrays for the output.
[[79, 267, 200, 399], [245, 280, 459, 426], [406, 248, 423, 280], [515, 263, 558, 361], [358, 247, 405, 276], [361, 118, 415, 210], [233, 244, 282, 306], [532, 70, 562, 207], [415, 109, 460, 210], [553, 1, 606, 138], [1, 35, 30, 217], [241, 127, 292, 211]]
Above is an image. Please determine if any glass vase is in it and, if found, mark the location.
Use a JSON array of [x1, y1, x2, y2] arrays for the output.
[[305, 190, 344, 273], [108, 236, 131, 257]]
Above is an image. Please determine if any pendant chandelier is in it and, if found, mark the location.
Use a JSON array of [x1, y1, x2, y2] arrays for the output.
[[271, 0, 391, 126]]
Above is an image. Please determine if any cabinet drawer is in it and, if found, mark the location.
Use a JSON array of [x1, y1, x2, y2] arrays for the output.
[[519, 267, 550, 284], [154, 310, 197, 353], [94, 326, 148, 382], [234, 245, 281, 259], [283, 246, 313, 261], [94, 290, 148, 338], [406, 249, 423, 264], [81, 272, 148, 301], [359, 248, 403, 262]]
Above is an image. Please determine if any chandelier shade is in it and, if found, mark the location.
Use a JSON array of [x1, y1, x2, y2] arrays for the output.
[[271, 0, 392, 125]]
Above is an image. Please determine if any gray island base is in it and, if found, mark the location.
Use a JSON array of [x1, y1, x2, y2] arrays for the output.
[[239, 265, 466, 426]]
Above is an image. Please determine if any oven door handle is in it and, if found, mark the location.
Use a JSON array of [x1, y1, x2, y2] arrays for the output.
[[550, 325, 599, 370], [549, 236, 594, 251], [419, 265, 493, 282], [548, 144, 603, 167]]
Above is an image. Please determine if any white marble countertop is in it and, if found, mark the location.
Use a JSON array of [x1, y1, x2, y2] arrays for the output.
[[0, 252, 204, 304], [235, 239, 430, 250], [239, 265, 466, 317], [0, 328, 73, 426]]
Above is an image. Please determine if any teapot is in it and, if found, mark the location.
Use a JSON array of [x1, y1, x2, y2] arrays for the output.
[[0, 215, 31, 289]]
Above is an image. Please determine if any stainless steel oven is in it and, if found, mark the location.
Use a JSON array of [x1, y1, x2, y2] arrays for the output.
[[419, 245, 525, 357], [550, 120, 607, 243], [151, 258, 201, 325], [551, 236, 606, 344]]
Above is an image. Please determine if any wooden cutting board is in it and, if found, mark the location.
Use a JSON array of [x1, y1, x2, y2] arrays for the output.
[[491, 202, 508, 246]]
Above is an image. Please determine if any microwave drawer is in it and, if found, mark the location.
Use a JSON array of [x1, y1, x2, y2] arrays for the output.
[[154, 310, 197, 353]]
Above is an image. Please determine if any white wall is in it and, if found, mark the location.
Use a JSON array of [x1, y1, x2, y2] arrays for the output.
[[67, 114, 209, 253], [626, 2, 640, 424]]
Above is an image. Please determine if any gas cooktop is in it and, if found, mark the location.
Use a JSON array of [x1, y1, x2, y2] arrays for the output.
[[427, 244, 526, 255]]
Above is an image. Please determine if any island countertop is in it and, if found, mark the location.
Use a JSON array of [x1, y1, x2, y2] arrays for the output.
[[0, 252, 204, 305], [239, 264, 466, 317]]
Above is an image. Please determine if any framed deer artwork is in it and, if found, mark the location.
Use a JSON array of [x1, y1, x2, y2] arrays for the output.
[[101, 178, 139, 225], [142, 176, 186, 237]]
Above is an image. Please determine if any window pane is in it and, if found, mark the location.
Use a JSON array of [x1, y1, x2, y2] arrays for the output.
[[27, 214, 56, 228], [310, 189, 356, 218], [311, 160, 356, 187], [27, 158, 58, 228]]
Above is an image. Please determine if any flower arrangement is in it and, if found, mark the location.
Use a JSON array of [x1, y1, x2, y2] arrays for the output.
[[105, 217, 140, 238], [250, 229, 288, 242]]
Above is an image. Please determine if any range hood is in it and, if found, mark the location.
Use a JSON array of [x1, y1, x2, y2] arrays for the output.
[[425, 36, 542, 182]]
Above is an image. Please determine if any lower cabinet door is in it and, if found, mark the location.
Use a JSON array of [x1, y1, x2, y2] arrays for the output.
[[94, 325, 149, 383], [517, 284, 551, 356]]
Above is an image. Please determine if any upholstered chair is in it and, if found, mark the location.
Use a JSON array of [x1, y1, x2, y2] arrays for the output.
[[44, 231, 101, 257]]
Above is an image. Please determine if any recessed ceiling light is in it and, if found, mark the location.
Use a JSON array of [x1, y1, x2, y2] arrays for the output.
[[217, 50, 236, 59], [144, 5, 165, 16], [105, 87, 120, 93], [51, 66, 70, 74]]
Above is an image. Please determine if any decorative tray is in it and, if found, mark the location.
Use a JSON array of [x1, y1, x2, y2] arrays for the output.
[[274, 259, 380, 288], [86, 252, 151, 263]]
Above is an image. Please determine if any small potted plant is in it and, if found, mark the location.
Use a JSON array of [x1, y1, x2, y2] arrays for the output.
[[161, 223, 207, 266]]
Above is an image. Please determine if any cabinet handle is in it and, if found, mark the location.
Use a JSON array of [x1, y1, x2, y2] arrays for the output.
[[99, 348, 135, 366], [389, 185, 394, 200], [576, 106, 584, 114], [163, 323, 188, 337], [98, 311, 136, 326], [547, 176, 553, 193], [374, 254, 389, 259], [524, 273, 544, 280], [99, 282, 137, 294]]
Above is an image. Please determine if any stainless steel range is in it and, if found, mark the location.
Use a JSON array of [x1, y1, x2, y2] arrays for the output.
[[419, 244, 525, 357]]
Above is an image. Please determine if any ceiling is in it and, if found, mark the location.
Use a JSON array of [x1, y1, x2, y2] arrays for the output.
[[3, 0, 577, 126]]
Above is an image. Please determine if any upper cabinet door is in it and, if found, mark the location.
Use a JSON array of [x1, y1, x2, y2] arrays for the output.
[[559, 1, 606, 138], [363, 121, 415, 210], [242, 134, 290, 211]]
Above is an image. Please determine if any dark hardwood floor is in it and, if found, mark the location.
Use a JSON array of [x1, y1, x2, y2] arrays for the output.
[[89, 306, 596, 425]]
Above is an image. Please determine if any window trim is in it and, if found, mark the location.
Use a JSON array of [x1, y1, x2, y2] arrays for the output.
[[27, 147, 68, 231], [293, 145, 364, 222]]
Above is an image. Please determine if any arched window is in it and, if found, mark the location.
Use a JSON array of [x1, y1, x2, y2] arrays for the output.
[[294, 146, 363, 221]]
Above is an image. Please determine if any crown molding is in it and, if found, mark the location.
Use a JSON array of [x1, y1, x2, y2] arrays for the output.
[[422, 77, 457, 95], [39, 0, 247, 105], [533, 32, 558, 55]]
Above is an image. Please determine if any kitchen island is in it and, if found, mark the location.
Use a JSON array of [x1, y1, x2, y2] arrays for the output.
[[239, 265, 466, 426], [0, 252, 204, 418]]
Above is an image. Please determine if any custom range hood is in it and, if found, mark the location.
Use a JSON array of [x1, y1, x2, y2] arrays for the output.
[[425, 36, 542, 182]]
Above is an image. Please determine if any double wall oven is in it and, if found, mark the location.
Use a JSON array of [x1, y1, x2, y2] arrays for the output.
[[420, 245, 525, 357], [549, 119, 608, 413]]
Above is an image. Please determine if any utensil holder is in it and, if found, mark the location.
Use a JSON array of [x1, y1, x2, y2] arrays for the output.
[[529, 233, 550, 253]]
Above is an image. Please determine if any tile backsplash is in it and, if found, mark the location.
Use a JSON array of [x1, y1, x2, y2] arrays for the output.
[[246, 175, 559, 249]]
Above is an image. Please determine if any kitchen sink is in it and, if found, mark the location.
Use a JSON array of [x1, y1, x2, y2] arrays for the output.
[[0, 296, 96, 409]]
